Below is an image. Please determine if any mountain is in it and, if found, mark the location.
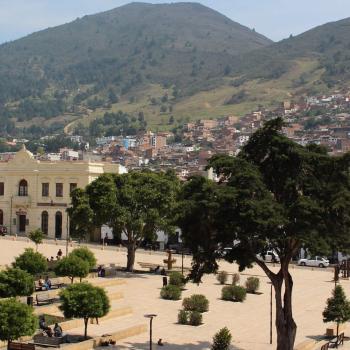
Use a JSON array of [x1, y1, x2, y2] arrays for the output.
[[0, 2, 272, 134]]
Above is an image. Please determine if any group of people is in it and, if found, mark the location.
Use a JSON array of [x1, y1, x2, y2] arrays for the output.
[[39, 316, 63, 338], [38, 276, 52, 290], [46, 249, 63, 262]]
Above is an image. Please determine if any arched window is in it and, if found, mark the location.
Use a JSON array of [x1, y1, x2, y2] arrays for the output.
[[18, 180, 28, 197], [55, 211, 62, 239], [0, 210, 3, 225], [41, 211, 48, 235]]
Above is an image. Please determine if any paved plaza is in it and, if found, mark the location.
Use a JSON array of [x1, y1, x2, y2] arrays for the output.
[[0, 237, 349, 349]]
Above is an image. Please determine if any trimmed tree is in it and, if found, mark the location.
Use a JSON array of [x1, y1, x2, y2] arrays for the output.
[[59, 283, 110, 339], [0, 298, 37, 347], [70, 247, 96, 270], [28, 229, 45, 251], [178, 118, 350, 350], [13, 248, 47, 275], [323, 285, 350, 339], [86, 171, 179, 271], [0, 268, 34, 298], [55, 255, 90, 283]]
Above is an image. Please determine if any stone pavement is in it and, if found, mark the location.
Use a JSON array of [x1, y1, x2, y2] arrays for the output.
[[0, 237, 349, 350]]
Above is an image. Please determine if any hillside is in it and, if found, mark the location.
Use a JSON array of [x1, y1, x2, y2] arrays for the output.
[[0, 2, 272, 136], [232, 17, 350, 88]]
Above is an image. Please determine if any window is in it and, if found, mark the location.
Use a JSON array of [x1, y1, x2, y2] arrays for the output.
[[18, 179, 28, 196], [41, 211, 48, 235], [42, 183, 49, 197], [0, 210, 3, 225], [55, 211, 62, 238], [56, 183, 63, 197], [0, 182, 4, 196], [70, 183, 77, 194]]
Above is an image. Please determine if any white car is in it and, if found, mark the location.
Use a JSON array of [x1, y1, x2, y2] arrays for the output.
[[298, 256, 329, 268], [257, 251, 280, 263]]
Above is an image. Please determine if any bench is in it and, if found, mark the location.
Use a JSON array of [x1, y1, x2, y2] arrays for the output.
[[329, 332, 344, 348], [138, 262, 160, 271], [33, 334, 67, 348], [36, 292, 56, 306], [320, 343, 329, 350], [50, 278, 65, 289], [8, 342, 35, 350]]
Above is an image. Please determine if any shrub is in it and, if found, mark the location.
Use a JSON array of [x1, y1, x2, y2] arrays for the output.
[[169, 271, 186, 287], [217, 271, 228, 285], [29, 229, 45, 251], [232, 273, 240, 286], [221, 286, 246, 302], [221, 286, 233, 301], [232, 286, 246, 302], [13, 248, 47, 275], [70, 247, 97, 270], [189, 311, 202, 326], [245, 277, 260, 294], [212, 327, 232, 350], [0, 268, 34, 297], [182, 294, 209, 313], [160, 285, 182, 300], [178, 310, 189, 324]]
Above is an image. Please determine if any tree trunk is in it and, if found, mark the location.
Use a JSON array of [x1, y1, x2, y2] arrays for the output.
[[84, 318, 88, 339], [126, 242, 136, 272], [273, 270, 297, 350]]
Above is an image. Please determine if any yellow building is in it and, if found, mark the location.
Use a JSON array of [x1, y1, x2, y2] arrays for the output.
[[0, 146, 126, 239]]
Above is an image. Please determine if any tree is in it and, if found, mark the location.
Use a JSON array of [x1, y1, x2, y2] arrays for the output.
[[55, 255, 90, 283], [59, 283, 110, 339], [29, 229, 45, 251], [0, 299, 37, 347], [68, 188, 94, 242], [0, 268, 34, 298], [13, 248, 47, 275], [86, 171, 179, 271], [323, 285, 350, 339], [70, 247, 97, 270], [178, 118, 350, 350]]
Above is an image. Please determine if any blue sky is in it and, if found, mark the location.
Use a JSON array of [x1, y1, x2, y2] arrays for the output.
[[1, 0, 350, 44]]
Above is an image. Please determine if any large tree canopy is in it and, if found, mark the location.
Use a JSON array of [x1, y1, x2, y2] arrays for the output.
[[178, 118, 350, 350], [84, 171, 180, 271]]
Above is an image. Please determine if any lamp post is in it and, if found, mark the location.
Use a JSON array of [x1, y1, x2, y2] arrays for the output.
[[144, 314, 157, 350], [268, 282, 273, 345]]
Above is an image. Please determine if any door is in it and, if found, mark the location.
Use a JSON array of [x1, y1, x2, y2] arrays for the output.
[[19, 215, 26, 233], [55, 212, 62, 239]]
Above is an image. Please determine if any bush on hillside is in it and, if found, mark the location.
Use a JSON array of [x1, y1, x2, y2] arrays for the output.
[[178, 310, 189, 325], [211, 327, 232, 350], [221, 285, 246, 302]]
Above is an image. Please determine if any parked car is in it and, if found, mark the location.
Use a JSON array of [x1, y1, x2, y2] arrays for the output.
[[257, 251, 280, 263], [0, 225, 7, 236], [298, 256, 329, 268]]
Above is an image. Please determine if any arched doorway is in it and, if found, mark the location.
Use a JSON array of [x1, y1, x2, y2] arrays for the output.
[[18, 179, 28, 196], [55, 212, 62, 239], [41, 211, 48, 235], [0, 210, 3, 225]]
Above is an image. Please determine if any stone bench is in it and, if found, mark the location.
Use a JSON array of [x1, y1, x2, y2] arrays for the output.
[[8, 342, 35, 350], [33, 334, 67, 348], [36, 292, 56, 306]]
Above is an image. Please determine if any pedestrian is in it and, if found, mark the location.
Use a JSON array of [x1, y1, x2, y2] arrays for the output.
[[57, 249, 63, 258]]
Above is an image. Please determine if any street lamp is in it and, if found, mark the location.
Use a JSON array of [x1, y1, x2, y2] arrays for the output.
[[144, 314, 157, 350], [267, 281, 273, 345]]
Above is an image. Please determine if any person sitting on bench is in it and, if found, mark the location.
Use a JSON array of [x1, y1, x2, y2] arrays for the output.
[[53, 323, 63, 338], [39, 316, 53, 337], [44, 276, 51, 290], [154, 266, 161, 274], [38, 276, 45, 290]]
